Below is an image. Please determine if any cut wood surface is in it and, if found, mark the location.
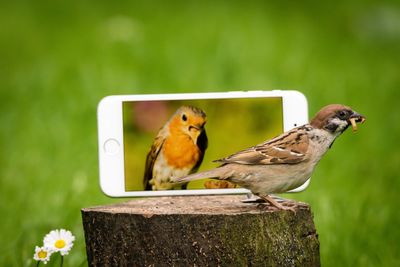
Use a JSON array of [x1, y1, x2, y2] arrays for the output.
[[82, 195, 320, 267]]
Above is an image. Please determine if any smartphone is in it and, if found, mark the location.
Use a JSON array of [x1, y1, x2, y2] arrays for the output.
[[97, 90, 309, 197]]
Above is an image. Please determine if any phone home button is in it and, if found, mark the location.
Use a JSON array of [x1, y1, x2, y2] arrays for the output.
[[104, 139, 120, 155]]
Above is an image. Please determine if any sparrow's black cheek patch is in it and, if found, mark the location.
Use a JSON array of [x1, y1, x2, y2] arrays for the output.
[[324, 122, 339, 133]]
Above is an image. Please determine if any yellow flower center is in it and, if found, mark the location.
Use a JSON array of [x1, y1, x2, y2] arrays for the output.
[[38, 250, 47, 259], [55, 239, 66, 249]]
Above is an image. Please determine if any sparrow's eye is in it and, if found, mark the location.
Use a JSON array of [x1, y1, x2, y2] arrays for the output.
[[182, 114, 187, 121], [338, 110, 348, 120]]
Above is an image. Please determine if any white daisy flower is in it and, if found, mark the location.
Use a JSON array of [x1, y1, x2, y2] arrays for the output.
[[43, 229, 75, 256], [33, 246, 52, 264]]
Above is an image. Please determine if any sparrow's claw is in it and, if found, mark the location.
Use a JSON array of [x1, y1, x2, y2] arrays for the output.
[[256, 195, 296, 213], [244, 195, 309, 214], [256, 202, 297, 213]]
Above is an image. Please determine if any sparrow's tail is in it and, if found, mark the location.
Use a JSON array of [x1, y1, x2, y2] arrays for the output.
[[172, 168, 221, 184]]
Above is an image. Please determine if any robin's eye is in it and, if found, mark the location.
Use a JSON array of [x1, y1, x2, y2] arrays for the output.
[[182, 114, 187, 121]]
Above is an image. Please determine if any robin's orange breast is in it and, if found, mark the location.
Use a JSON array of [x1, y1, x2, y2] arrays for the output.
[[163, 134, 201, 169]]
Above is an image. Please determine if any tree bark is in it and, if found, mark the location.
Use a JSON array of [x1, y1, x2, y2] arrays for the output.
[[81, 195, 319, 267]]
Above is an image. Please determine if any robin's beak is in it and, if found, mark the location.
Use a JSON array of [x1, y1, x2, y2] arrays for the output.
[[189, 125, 200, 131], [189, 122, 205, 132], [348, 111, 366, 132]]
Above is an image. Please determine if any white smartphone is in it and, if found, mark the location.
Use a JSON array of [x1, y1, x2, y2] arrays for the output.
[[97, 90, 309, 197]]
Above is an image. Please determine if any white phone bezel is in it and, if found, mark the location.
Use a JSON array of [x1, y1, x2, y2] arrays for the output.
[[97, 90, 309, 197]]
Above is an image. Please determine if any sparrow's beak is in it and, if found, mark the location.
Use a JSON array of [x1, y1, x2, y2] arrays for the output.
[[349, 111, 366, 132]]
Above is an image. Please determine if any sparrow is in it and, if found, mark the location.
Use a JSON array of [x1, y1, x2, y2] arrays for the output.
[[143, 105, 208, 190], [173, 104, 365, 210]]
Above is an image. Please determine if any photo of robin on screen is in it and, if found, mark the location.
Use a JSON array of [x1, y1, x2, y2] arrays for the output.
[[122, 98, 283, 191], [143, 105, 208, 191]]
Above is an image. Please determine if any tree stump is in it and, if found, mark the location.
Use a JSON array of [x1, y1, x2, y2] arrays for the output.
[[81, 195, 320, 267]]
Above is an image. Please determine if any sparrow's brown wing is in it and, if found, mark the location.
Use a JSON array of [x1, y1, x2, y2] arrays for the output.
[[143, 130, 166, 190], [214, 127, 310, 165]]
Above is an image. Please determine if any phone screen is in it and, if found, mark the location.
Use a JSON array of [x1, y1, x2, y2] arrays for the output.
[[122, 97, 283, 191]]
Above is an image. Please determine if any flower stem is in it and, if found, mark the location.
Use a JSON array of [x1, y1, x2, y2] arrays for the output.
[[60, 255, 64, 267], [36, 261, 40, 267]]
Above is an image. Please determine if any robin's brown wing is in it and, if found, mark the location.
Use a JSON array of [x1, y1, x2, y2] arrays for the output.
[[143, 132, 166, 190], [214, 127, 310, 165]]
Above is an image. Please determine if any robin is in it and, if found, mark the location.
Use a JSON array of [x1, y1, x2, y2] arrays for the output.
[[143, 105, 208, 190]]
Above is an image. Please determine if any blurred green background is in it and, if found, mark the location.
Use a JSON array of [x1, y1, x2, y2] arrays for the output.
[[1, 0, 399, 266]]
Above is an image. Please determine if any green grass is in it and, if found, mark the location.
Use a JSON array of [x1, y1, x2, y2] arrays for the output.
[[1, 0, 400, 266]]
